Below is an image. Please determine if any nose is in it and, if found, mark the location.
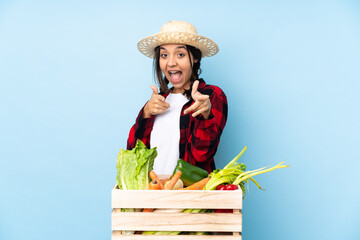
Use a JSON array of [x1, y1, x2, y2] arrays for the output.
[[167, 55, 177, 67]]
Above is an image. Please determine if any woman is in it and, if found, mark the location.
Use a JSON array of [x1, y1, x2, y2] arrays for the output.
[[127, 20, 227, 174]]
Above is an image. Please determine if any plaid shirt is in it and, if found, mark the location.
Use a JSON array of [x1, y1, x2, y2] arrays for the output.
[[127, 78, 228, 173]]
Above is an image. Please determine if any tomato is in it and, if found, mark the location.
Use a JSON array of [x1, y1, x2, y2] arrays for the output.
[[216, 185, 228, 190], [216, 184, 239, 190], [215, 184, 239, 213], [225, 184, 239, 190]]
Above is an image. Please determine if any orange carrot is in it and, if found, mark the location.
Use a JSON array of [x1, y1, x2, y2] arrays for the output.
[[148, 179, 161, 190], [179, 177, 210, 190], [164, 171, 182, 190], [149, 170, 165, 189], [142, 208, 154, 212], [143, 179, 163, 213]]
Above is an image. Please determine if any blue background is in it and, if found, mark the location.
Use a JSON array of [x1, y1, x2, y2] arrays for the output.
[[1, 0, 359, 239]]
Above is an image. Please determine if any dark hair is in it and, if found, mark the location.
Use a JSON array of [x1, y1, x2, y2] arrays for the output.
[[153, 45, 202, 99]]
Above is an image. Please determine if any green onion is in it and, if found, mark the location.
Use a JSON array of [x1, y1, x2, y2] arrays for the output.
[[203, 147, 290, 195]]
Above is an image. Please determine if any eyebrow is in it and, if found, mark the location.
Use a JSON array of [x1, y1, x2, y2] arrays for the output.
[[160, 46, 187, 50]]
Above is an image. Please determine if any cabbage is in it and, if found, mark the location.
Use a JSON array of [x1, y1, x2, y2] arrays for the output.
[[116, 140, 157, 190]]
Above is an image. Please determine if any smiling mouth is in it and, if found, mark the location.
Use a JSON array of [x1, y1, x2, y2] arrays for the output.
[[169, 71, 182, 82]]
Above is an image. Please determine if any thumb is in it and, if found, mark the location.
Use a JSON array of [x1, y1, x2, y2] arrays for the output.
[[150, 85, 159, 95]]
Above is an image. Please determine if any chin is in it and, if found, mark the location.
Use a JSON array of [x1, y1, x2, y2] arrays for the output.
[[170, 81, 184, 89]]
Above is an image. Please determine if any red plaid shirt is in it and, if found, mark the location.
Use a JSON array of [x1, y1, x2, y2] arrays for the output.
[[127, 79, 228, 173]]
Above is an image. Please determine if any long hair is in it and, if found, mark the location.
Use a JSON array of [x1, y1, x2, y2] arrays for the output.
[[153, 45, 202, 99]]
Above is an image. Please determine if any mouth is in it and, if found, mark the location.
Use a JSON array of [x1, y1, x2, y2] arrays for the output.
[[168, 70, 182, 83]]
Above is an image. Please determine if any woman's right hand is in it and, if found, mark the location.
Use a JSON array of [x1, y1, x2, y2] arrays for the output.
[[142, 85, 170, 118]]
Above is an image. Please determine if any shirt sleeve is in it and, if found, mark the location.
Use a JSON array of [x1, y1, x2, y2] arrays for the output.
[[127, 103, 155, 150], [188, 86, 228, 164]]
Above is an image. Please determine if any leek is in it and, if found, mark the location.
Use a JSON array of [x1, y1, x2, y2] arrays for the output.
[[203, 147, 290, 196]]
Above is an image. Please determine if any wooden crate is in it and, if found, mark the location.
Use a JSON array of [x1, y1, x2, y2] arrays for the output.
[[111, 185, 242, 239]]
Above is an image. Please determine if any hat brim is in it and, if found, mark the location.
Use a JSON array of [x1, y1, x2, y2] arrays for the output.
[[137, 31, 219, 58]]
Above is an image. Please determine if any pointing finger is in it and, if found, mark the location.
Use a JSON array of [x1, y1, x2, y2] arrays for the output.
[[184, 101, 201, 114], [196, 94, 209, 101], [191, 80, 199, 99], [156, 99, 170, 108], [192, 103, 210, 117]]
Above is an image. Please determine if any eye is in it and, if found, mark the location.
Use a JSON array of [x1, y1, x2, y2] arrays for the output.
[[178, 52, 185, 57], [160, 53, 167, 58]]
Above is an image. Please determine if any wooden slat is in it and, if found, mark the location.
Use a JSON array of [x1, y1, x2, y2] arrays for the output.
[[111, 189, 242, 209], [111, 211, 242, 232], [233, 209, 241, 236], [112, 232, 242, 240]]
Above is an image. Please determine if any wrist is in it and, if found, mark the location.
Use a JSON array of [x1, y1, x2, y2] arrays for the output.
[[142, 104, 152, 118]]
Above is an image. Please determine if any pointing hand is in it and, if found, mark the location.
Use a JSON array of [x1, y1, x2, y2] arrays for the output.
[[143, 85, 170, 118], [183, 80, 211, 119]]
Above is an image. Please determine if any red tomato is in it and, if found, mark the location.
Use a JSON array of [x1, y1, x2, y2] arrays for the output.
[[216, 185, 227, 190], [225, 184, 239, 190]]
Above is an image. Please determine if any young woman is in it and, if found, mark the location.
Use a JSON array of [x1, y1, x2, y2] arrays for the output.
[[127, 20, 228, 174]]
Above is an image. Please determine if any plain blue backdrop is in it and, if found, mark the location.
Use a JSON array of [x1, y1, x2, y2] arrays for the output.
[[1, 0, 359, 239]]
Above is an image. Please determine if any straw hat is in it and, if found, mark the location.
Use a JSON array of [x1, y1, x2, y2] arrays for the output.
[[137, 20, 219, 58]]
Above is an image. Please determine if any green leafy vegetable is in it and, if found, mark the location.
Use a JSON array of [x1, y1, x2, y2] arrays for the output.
[[203, 146, 290, 197], [116, 140, 157, 235], [116, 140, 157, 190]]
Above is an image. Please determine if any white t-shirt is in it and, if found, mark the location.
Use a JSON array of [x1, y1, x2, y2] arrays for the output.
[[150, 93, 189, 175]]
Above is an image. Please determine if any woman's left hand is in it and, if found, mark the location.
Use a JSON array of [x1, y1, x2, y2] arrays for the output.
[[184, 80, 212, 119]]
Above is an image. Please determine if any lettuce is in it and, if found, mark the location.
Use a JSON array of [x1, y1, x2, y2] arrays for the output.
[[116, 140, 157, 190]]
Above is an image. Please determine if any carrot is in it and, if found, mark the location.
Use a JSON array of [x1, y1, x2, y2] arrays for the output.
[[143, 179, 163, 213], [164, 171, 182, 190], [148, 179, 162, 190], [142, 208, 154, 212], [179, 177, 210, 190], [149, 170, 165, 189]]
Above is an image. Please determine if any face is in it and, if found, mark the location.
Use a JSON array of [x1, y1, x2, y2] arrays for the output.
[[159, 44, 196, 93]]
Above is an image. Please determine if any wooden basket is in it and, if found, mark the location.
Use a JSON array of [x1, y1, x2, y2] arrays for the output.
[[111, 185, 242, 239]]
